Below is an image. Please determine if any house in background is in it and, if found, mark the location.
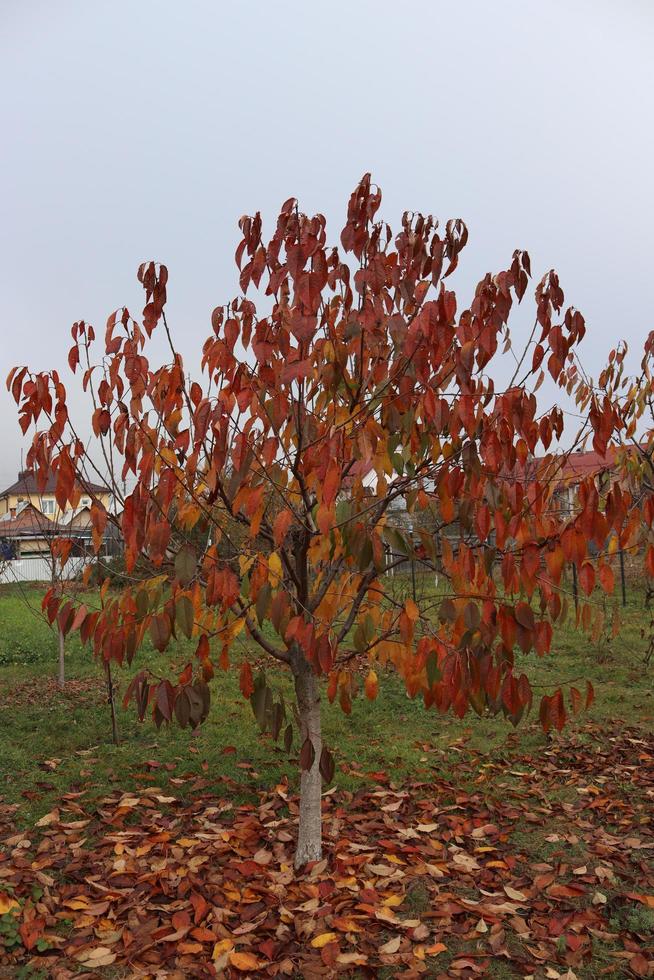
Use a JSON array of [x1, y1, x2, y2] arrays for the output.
[[0, 502, 71, 560], [0, 470, 114, 579], [0, 469, 111, 523], [502, 447, 626, 517], [548, 447, 619, 517]]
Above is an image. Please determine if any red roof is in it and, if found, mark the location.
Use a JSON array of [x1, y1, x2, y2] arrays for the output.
[[554, 447, 616, 483], [0, 503, 67, 538], [498, 446, 619, 492]]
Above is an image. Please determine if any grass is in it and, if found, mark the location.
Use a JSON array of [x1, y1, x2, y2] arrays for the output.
[[509, 820, 589, 866], [611, 904, 654, 935], [0, 576, 652, 830]]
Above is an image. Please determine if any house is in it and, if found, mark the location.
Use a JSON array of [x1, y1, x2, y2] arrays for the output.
[[0, 469, 111, 522], [0, 502, 72, 560], [0, 470, 115, 577], [547, 447, 619, 516]]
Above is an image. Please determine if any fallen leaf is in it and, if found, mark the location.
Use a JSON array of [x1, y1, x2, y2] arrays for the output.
[[229, 950, 263, 971], [311, 932, 338, 948], [626, 893, 654, 908], [0, 894, 19, 915], [212, 938, 234, 959]]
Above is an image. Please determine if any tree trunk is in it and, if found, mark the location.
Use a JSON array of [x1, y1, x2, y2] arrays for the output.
[[57, 628, 65, 688], [105, 661, 120, 746], [293, 663, 322, 868]]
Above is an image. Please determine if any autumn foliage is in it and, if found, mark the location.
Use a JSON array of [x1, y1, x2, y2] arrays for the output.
[[8, 174, 648, 864]]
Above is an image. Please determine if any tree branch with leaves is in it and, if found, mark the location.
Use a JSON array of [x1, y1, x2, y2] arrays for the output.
[[9, 174, 627, 867]]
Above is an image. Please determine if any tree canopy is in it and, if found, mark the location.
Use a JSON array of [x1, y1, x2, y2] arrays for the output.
[[8, 174, 646, 864]]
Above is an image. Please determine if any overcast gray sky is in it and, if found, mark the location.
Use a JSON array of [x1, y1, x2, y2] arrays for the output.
[[1, 0, 653, 490]]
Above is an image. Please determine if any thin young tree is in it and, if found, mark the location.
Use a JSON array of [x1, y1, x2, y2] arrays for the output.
[[9, 175, 620, 866], [1, 488, 121, 736], [0, 499, 71, 687]]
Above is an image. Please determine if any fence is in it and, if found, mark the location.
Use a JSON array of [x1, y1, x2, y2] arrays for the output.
[[0, 555, 94, 585]]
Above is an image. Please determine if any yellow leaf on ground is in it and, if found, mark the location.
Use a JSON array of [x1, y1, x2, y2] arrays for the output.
[[0, 895, 19, 915], [212, 938, 234, 959], [311, 932, 338, 948]]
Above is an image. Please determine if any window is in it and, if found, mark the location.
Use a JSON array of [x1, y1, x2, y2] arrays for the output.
[[81, 497, 91, 508], [42, 499, 55, 515]]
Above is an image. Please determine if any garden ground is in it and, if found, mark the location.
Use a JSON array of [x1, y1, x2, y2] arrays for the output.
[[0, 582, 652, 978]]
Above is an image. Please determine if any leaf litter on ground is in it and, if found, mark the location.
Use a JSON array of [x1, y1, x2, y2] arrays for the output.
[[0, 722, 652, 978]]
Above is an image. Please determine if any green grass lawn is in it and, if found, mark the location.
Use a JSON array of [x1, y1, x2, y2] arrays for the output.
[[0, 576, 652, 829]]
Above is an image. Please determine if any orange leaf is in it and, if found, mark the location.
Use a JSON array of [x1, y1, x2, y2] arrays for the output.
[[625, 893, 654, 908], [229, 951, 262, 970], [364, 669, 379, 701], [425, 942, 447, 955], [647, 545, 654, 578], [322, 461, 341, 507], [405, 599, 419, 622]]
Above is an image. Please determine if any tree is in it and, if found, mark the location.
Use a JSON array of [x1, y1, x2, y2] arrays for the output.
[[590, 331, 654, 660], [0, 499, 76, 688], [45, 508, 123, 740], [9, 175, 620, 866], [33, 507, 70, 690]]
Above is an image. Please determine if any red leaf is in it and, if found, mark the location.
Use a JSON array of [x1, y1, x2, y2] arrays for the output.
[[322, 461, 341, 508], [67, 344, 80, 373], [273, 509, 293, 547], [239, 661, 254, 699], [579, 562, 595, 597], [599, 563, 615, 595], [19, 916, 45, 951]]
